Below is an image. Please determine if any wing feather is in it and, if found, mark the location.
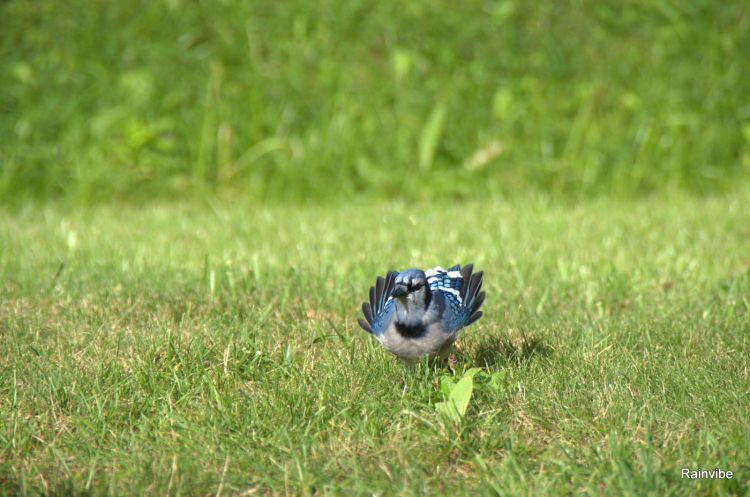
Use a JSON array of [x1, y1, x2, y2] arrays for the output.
[[362, 302, 373, 324], [358, 318, 373, 333], [472, 291, 486, 312], [467, 272, 484, 306], [359, 270, 398, 335], [459, 264, 474, 301], [428, 263, 486, 331], [375, 276, 385, 310], [382, 272, 395, 309], [466, 311, 483, 326]]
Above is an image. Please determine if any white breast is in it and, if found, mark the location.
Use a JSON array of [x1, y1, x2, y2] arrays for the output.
[[377, 321, 457, 360]]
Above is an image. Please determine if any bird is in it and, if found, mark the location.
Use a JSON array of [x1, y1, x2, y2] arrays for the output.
[[358, 264, 485, 360]]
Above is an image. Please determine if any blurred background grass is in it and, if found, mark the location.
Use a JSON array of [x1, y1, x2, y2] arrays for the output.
[[1, 0, 749, 204]]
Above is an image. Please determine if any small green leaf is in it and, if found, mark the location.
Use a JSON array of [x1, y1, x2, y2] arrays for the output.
[[392, 48, 412, 80], [492, 87, 513, 118], [487, 371, 506, 392]]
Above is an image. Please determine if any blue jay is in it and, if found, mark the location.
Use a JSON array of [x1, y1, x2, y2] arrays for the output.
[[358, 264, 485, 360]]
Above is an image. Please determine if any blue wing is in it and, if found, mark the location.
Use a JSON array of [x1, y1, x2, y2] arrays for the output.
[[426, 264, 485, 333], [358, 271, 398, 335]]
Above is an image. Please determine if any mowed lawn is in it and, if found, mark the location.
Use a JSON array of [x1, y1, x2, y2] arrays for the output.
[[1, 193, 749, 496]]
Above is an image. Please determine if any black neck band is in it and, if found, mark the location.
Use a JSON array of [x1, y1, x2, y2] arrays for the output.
[[395, 321, 426, 338]]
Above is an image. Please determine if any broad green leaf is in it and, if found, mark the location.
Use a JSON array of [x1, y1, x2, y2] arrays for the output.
[[435, 400, 460, 422], [449, 374, 474, 418], [464, 368, 482, 379], [439, 375, 456, 397]]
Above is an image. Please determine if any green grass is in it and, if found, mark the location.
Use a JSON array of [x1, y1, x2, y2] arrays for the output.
[[2, 192, 749, 496], [2, 0, 750, 203], [3, 1, 749, 494]]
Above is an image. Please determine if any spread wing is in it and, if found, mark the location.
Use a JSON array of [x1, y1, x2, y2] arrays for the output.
[[358, 271, 398, 335], [426, 263, 485, 332]]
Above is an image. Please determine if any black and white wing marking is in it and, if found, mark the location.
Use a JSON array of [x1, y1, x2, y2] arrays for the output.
[[358, 271, 398, 335], [426, 264, 485, 332]]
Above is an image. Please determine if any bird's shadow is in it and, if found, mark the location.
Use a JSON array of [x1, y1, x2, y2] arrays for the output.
[[465, 332, 551, 369]]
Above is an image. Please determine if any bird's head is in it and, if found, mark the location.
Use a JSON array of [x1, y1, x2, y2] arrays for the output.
[[392, 269, 431, 313]]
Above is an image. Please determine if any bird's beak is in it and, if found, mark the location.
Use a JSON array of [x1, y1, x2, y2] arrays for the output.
[[392, 284, 408, 298]]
